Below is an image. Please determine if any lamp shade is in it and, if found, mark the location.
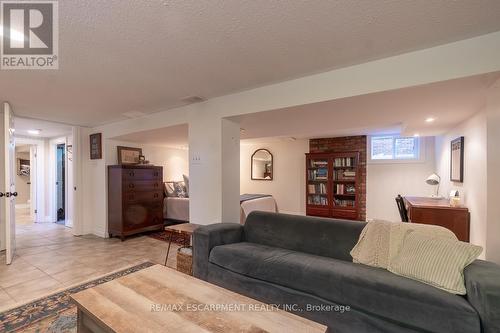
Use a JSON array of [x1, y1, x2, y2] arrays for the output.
[[425, 173, 441, 185]]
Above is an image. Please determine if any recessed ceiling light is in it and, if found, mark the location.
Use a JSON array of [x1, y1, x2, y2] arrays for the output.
[[414, 133, 420, 137], [27, 129, 41, 135], [425, 117, 435, 123]]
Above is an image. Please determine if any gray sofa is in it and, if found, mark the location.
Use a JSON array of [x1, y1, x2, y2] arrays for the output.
[[193, 211, 500, 333]]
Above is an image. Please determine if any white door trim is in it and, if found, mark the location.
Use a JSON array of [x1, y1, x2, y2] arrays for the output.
[[3, 102, 16, 264], [71, 126, 84, 236], [49, 137, 66, 223]]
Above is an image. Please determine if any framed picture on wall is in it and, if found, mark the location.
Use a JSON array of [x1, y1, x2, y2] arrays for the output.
[[90, 133, 102, 160], [117, 146, 142, 164], [18, 158, 30, 176], [450, 136, 464, 182]]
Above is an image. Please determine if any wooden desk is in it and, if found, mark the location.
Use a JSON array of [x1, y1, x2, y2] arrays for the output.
[[404, 196, 470, 242]]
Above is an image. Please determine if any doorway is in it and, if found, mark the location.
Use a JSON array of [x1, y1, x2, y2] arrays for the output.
[[56, 143, 65, 223], [15, 144, 34, 225]]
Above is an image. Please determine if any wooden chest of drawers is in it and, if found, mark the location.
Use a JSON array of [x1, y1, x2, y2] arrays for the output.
[[108, 165, 164, 240]]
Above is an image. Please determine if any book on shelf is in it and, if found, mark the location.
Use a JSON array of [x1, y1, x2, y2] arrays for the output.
[[308, 183, 327, 194], [308, 195, 328, 205], [334, 157, 356, 167], [334, 198, 356, 207], [335, 169, 356, 181], [310, 160, 328, 167], [335, 184, 356, 195], [308, 168, 328, 180]]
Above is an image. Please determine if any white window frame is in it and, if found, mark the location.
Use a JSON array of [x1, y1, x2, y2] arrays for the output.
[[368, 135, 424, 164]]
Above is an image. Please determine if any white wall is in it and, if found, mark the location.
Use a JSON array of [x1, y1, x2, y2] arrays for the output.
[[80, 32, 500, 236], [221, 119, 241, 222], [435, 111, 487, 256], [240, 139, 308, 215], [367, 137, 436, 222], [91, 139, 189, 236], [240, 137, 436, 219], [66, 135, 74, 227], [105, 140, 189, 181], [486, 80, 500, 264]]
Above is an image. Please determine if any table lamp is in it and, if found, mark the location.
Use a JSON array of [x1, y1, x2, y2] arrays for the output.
[[425, 173, 441, 198]]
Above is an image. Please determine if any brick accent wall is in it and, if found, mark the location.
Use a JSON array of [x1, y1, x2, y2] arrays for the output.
[[309, 136, 367, 221]]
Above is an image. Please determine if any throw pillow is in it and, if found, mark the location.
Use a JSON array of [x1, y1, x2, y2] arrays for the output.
[[164, 182, 176, 197], [388, 222, 458, 264], [388, 230, 482, 295], [183, 174, 189, 197], [174, 181, 187, 198], [351, 220, 458, 269]]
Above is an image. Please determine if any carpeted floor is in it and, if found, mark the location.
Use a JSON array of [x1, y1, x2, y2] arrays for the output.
[[0, 262, 155, 332]]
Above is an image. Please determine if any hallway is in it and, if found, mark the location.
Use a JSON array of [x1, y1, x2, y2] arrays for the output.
[[0, 211, 178, 312]]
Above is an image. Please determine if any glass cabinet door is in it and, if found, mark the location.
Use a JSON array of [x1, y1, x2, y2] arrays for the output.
[[307, 158, 329, 206]]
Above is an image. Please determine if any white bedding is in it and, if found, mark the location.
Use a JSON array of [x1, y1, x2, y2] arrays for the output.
[[163, 197, 190, 221], [163, 195, 277, 223], [240, 196, 277, 224]]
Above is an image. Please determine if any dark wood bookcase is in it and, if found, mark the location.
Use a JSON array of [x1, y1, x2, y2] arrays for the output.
[[306, 152, 361, 220]]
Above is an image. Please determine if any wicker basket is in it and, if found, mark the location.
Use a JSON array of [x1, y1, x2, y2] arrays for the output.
[[176, 246, 193, 275]]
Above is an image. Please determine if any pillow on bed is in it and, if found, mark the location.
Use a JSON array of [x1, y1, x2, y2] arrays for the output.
[[164, 182, 176, 197], [183, 174, 189, 196], [174, 181, 187, 198], [164, 181, 187, 197]]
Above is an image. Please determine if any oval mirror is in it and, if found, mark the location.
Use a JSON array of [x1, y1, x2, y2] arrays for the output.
[[251, 149, 273, 180]]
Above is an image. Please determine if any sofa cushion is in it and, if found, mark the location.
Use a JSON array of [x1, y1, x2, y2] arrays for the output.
[[210, 242, 480, 333], [244, 211, 366, 261]]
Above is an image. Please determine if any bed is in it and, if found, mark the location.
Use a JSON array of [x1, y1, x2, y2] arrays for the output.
[[163, 194, 277, 224]]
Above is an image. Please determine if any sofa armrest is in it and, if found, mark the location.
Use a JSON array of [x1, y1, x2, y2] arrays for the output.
[[193, 223, 243, 280], [464, 260, 500, 333]]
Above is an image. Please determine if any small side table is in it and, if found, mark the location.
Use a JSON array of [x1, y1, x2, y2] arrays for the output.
[[163, 223, 202, 266]]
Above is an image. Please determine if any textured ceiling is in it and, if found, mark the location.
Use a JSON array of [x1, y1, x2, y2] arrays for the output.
[[14, 117, 72, 139], [235, 73, 500, 140], [2, 0, 500, 126], [111, 124, 188, 148]]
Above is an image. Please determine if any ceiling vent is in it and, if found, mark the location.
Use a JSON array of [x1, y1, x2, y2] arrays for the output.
[[181, 96, 206, 104]]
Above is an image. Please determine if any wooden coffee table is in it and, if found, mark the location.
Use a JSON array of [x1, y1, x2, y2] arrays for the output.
[[71, 265, 327, 333]]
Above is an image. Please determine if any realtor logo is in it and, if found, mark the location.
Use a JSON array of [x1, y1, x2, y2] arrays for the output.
[[0, 0, 58, 69]]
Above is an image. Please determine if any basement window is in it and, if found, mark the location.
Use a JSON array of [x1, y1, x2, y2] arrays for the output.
[[370, 135, 420, 161]]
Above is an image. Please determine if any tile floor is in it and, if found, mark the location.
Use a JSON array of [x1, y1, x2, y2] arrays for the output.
[[0, 208, 178, 312]]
